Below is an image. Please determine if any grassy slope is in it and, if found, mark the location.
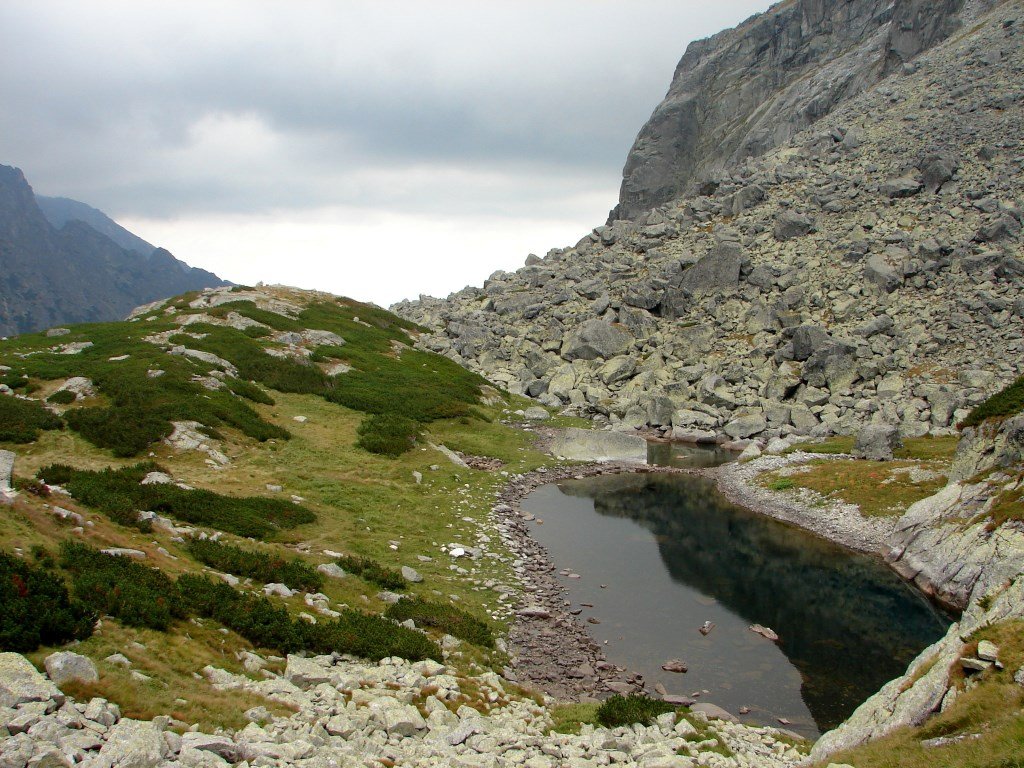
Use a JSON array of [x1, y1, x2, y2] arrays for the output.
[[765, 436, 960, 516], [0, 286, 555, 728]]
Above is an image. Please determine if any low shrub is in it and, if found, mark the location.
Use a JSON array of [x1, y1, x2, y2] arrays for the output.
[[226, 378, 274, 405], [961, 374, 1024, 428], [0, 550, 95, 651], [355, 413, 420, 457], [596, 695, 677, 728], [186, 538, 322, 592], [336, 555, 407, 590], [768, 478, 795, 491], [47, 389, 78, 405], [177, 574, 439, 661], [243, 326, 272, 338], [13, 477, 51, 497], [36, 462, 316, 538], [385, 597, 494, 648], [59, 542, 184, 631], [65, 405, 172, 457], [0, 396, 62, 443]]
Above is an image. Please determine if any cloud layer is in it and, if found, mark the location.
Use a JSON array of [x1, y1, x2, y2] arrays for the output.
[[1, 1, 771, 304]]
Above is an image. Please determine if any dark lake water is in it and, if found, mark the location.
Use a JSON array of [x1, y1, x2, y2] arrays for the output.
[[520, 458, 951, 737]]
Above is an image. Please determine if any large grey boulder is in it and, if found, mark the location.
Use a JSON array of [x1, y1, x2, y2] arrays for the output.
[[723, 414, 767, 440], [549, 428, 648, 463], [673, 242, 742, 296], [0, 653, 65, 708], [919, 150, 960, 193], [560, 319, 633, 361], [790, 325, 832, 362], [95, 719, 168, 768], [865, 254, 903, 293], [773, 212, 816, 241], [853, 424, 902, 461], [44, 651, 99, 687]]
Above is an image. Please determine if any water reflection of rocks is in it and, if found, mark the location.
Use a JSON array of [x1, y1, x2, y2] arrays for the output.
[[556, 473, 951, 732]]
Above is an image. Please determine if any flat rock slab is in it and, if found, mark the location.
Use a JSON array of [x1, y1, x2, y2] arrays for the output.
[[549, 428, 648, 463], [0, 653, 65, 709]]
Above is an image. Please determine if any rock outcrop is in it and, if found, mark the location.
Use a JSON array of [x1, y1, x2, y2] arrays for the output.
[[610, 0, 995, 221], [395, 1, 1023, 447]]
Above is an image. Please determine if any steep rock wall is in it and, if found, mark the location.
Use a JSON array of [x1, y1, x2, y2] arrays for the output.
[[610, 0, 980, 222]]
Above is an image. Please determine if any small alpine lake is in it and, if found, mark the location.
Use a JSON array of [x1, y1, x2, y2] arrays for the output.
[[520, 446, 952, 737]]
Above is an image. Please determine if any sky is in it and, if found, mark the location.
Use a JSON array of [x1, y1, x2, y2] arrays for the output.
[[1, 1, 772, 307]]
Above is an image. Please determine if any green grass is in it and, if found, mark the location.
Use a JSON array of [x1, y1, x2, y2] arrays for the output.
[[37, 462, 316, 538], [596, 694, 678, 728], [961, 375, 1024, 428], [548, 702, 600, 734], [762, 459, 947, 516]]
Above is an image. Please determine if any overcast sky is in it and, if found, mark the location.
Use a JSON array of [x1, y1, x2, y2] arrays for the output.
[[1, 1, 772, 307]]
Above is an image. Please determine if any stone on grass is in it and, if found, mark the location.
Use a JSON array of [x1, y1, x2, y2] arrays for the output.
[[263, 583, 294, 598], [44, 652, 98, 687], [853, 424, 902, 461], [317, 563, 346, 580], [401, 566, 423, 583]]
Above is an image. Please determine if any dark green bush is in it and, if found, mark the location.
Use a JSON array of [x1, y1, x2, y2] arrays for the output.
[[0, 396, 62, 443], [186, 538, 322, 591], [243, 326, 272, 339], [47, 389, 77, 405], [65, 406, 172, 457], [385, 597, 494, 648], [224, 378, 274, 405], [37, 462, 316, 538], [355, 414, 420, 457], [177, 574, 439, 661], [0, 550, 95, 651], [961, 375, 1024, 428], [59, 542, 184, 631], [336, 555, 407, 590], [596, 695, 678, 728]]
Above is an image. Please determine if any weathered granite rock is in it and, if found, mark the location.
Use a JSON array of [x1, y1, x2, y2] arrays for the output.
[[43, 652, 98, 687], [561, 319, 634, 361], [0, 653, 64, 709], [548, 428, 648, 463], [94, 719, 167, 768], [853, 424, 902, 461]]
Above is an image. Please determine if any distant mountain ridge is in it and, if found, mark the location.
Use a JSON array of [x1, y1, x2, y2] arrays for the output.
[[0, 164, 228, 336], [36, 195, 157, 257]]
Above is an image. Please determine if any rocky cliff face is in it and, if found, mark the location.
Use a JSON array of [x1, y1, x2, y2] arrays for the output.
[[609, 0, 995, 222], [395, 1, 1024, 447], [0, 165, 227, 337]]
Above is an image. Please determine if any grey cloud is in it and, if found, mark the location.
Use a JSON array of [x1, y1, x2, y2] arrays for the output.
[[0, 1, 772, 219]]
